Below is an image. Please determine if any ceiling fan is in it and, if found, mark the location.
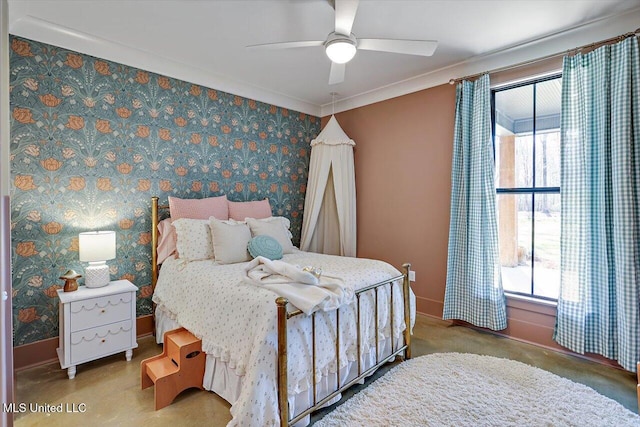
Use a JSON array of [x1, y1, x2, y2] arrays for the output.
[[247, 0, 438, 85]]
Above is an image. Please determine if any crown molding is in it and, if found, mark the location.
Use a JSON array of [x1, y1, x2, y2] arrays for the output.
[[320, 7, 640, 116], [8, 8, 640, 120], [9, 15, 322, 117]]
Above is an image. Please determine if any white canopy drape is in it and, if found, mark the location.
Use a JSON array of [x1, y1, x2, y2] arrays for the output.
[[300, 115, 356, 257]]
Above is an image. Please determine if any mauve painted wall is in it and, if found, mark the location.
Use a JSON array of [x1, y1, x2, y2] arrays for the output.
[[326, 83, 597, 360], [326, 83, 456, 317]]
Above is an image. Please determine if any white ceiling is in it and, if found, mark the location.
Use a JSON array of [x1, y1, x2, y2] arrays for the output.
[[7, 0, 640, 117]]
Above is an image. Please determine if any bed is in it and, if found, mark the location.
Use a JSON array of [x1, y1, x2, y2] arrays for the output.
[[149, 196, 415, 426]]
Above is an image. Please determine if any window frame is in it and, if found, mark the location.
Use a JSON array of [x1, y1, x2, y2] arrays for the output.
[[491, 73, 562, 301]]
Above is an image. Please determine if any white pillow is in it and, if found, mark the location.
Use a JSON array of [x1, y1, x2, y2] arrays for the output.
[[231, 216, 293, 239], [246, 217, 295, 254], [209, 218, 252, 264], [172, 218, 214, 260]]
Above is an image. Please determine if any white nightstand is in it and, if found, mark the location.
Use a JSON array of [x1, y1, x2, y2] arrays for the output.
[[56, 279, 138, 379]]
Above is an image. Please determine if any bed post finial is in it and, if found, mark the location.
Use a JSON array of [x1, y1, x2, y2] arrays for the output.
[[276, 297, 289, 426], [402, 263, 412, 360]]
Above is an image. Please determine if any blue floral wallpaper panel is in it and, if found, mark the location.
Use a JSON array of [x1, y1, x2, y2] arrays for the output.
[[9, 36, 319, 346]]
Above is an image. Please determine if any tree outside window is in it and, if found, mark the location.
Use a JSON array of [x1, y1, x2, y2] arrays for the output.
[[493, 75, 562, 300]]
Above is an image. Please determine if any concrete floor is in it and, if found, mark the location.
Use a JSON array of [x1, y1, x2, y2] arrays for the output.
[[13, 314, 638, 426]]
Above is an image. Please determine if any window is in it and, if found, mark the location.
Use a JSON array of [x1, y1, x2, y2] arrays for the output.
[[492, 75, 562, 300]]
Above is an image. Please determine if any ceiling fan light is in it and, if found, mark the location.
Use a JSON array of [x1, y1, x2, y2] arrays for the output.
[[325, 40, 357, 64]]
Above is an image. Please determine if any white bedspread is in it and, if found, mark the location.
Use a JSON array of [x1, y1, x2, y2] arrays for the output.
[[153, 250, 413, 427], [243, 256, 353, 315]]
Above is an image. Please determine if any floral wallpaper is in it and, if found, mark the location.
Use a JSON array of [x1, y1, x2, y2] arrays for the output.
[[9, 36, 319, 346]]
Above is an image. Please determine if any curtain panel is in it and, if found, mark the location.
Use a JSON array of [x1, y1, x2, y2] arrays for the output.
[[443, 74, 507, 331], [554, 36, 640, 372]]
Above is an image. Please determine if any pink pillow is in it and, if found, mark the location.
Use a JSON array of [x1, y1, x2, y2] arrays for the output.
[[169, 195, 229, 221], [228, 199, 272, 221], [157, 218, 177, 264]]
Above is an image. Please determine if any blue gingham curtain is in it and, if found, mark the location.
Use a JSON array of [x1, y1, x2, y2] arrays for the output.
[[554, 36, 640, 372], [443, 74, 507, 331]]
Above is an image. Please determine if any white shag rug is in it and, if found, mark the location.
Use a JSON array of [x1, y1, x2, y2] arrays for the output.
[[314, 353, 640, 427]]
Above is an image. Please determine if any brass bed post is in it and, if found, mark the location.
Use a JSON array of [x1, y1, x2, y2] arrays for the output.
[[151, 196, 159, 336], [276, 297, 289, 426], [402, 263, 412, 359], [151, 196, 159, 292]]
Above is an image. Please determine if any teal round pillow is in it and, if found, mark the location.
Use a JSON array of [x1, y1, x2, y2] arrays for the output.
[[248, 235, 283, 260]]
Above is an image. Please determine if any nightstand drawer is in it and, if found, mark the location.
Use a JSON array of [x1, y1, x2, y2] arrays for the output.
[[69, 292, 132, 332], [70, 320, 134, 364]]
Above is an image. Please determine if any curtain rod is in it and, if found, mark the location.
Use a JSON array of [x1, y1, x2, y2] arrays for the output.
[[449, 27, 640, 85]]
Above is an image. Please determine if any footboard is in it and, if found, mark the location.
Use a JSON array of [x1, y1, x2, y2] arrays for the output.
[[151, 196, 412, 424], [276, 263, 412, 426]]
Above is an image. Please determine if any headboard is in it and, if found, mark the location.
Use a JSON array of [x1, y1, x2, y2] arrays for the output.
[[151, 196, 170, 292]]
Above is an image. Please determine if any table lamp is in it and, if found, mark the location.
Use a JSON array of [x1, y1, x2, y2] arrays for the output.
[[79, 231, 116, 288]]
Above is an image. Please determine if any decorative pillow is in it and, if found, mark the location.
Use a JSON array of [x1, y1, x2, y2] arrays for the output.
[[157, 218, 177, 264], [169, 195, 229, 221], [246, 217, 295, 254], [228, 199, 272, 221], [230, 216, 293, 239], [209, 218, 252, 264], [247, 235, 283, 260], [268, 216, 293, 239], [172, 218, 214, 260]]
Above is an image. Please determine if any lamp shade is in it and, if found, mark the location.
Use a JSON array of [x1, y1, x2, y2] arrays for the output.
[[79, 231, 116, 262]]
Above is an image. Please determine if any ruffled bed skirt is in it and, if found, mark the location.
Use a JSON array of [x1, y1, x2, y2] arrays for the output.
[[155, 306, 397, 426]]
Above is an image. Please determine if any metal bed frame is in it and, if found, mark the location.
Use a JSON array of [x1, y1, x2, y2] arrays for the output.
[[150, 196, 412, 425]]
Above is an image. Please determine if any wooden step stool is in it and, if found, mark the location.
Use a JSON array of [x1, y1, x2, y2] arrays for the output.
[[141, 327, 205, 410]]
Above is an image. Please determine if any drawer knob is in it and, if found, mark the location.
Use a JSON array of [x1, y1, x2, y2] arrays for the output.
[[101, 309, 106, 313], [101, 339, 106, 343]]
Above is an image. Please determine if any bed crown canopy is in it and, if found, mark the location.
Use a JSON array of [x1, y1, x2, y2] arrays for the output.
[[300, 115, 356, 257], [310, 115, 355, 147]]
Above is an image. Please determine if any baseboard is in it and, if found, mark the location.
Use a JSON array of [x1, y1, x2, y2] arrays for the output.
[[136, 314, 154, 338], [15, 308, 627, 373], [414, 295, 443, 317], [452, 318, 627, 370], [414, 296, 628, 371], [13, 314, 154, 371], [13, 336, 59, 371]]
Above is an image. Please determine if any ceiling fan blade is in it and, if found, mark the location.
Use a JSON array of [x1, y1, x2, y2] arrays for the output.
[[329, 62, 346, 85], [358, 39, 438, 57], [246, 40, 324, 50], [335, 0, 359, 35]]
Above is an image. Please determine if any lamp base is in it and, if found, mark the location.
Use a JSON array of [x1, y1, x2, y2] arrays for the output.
[[84, 263, 110, 288]]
